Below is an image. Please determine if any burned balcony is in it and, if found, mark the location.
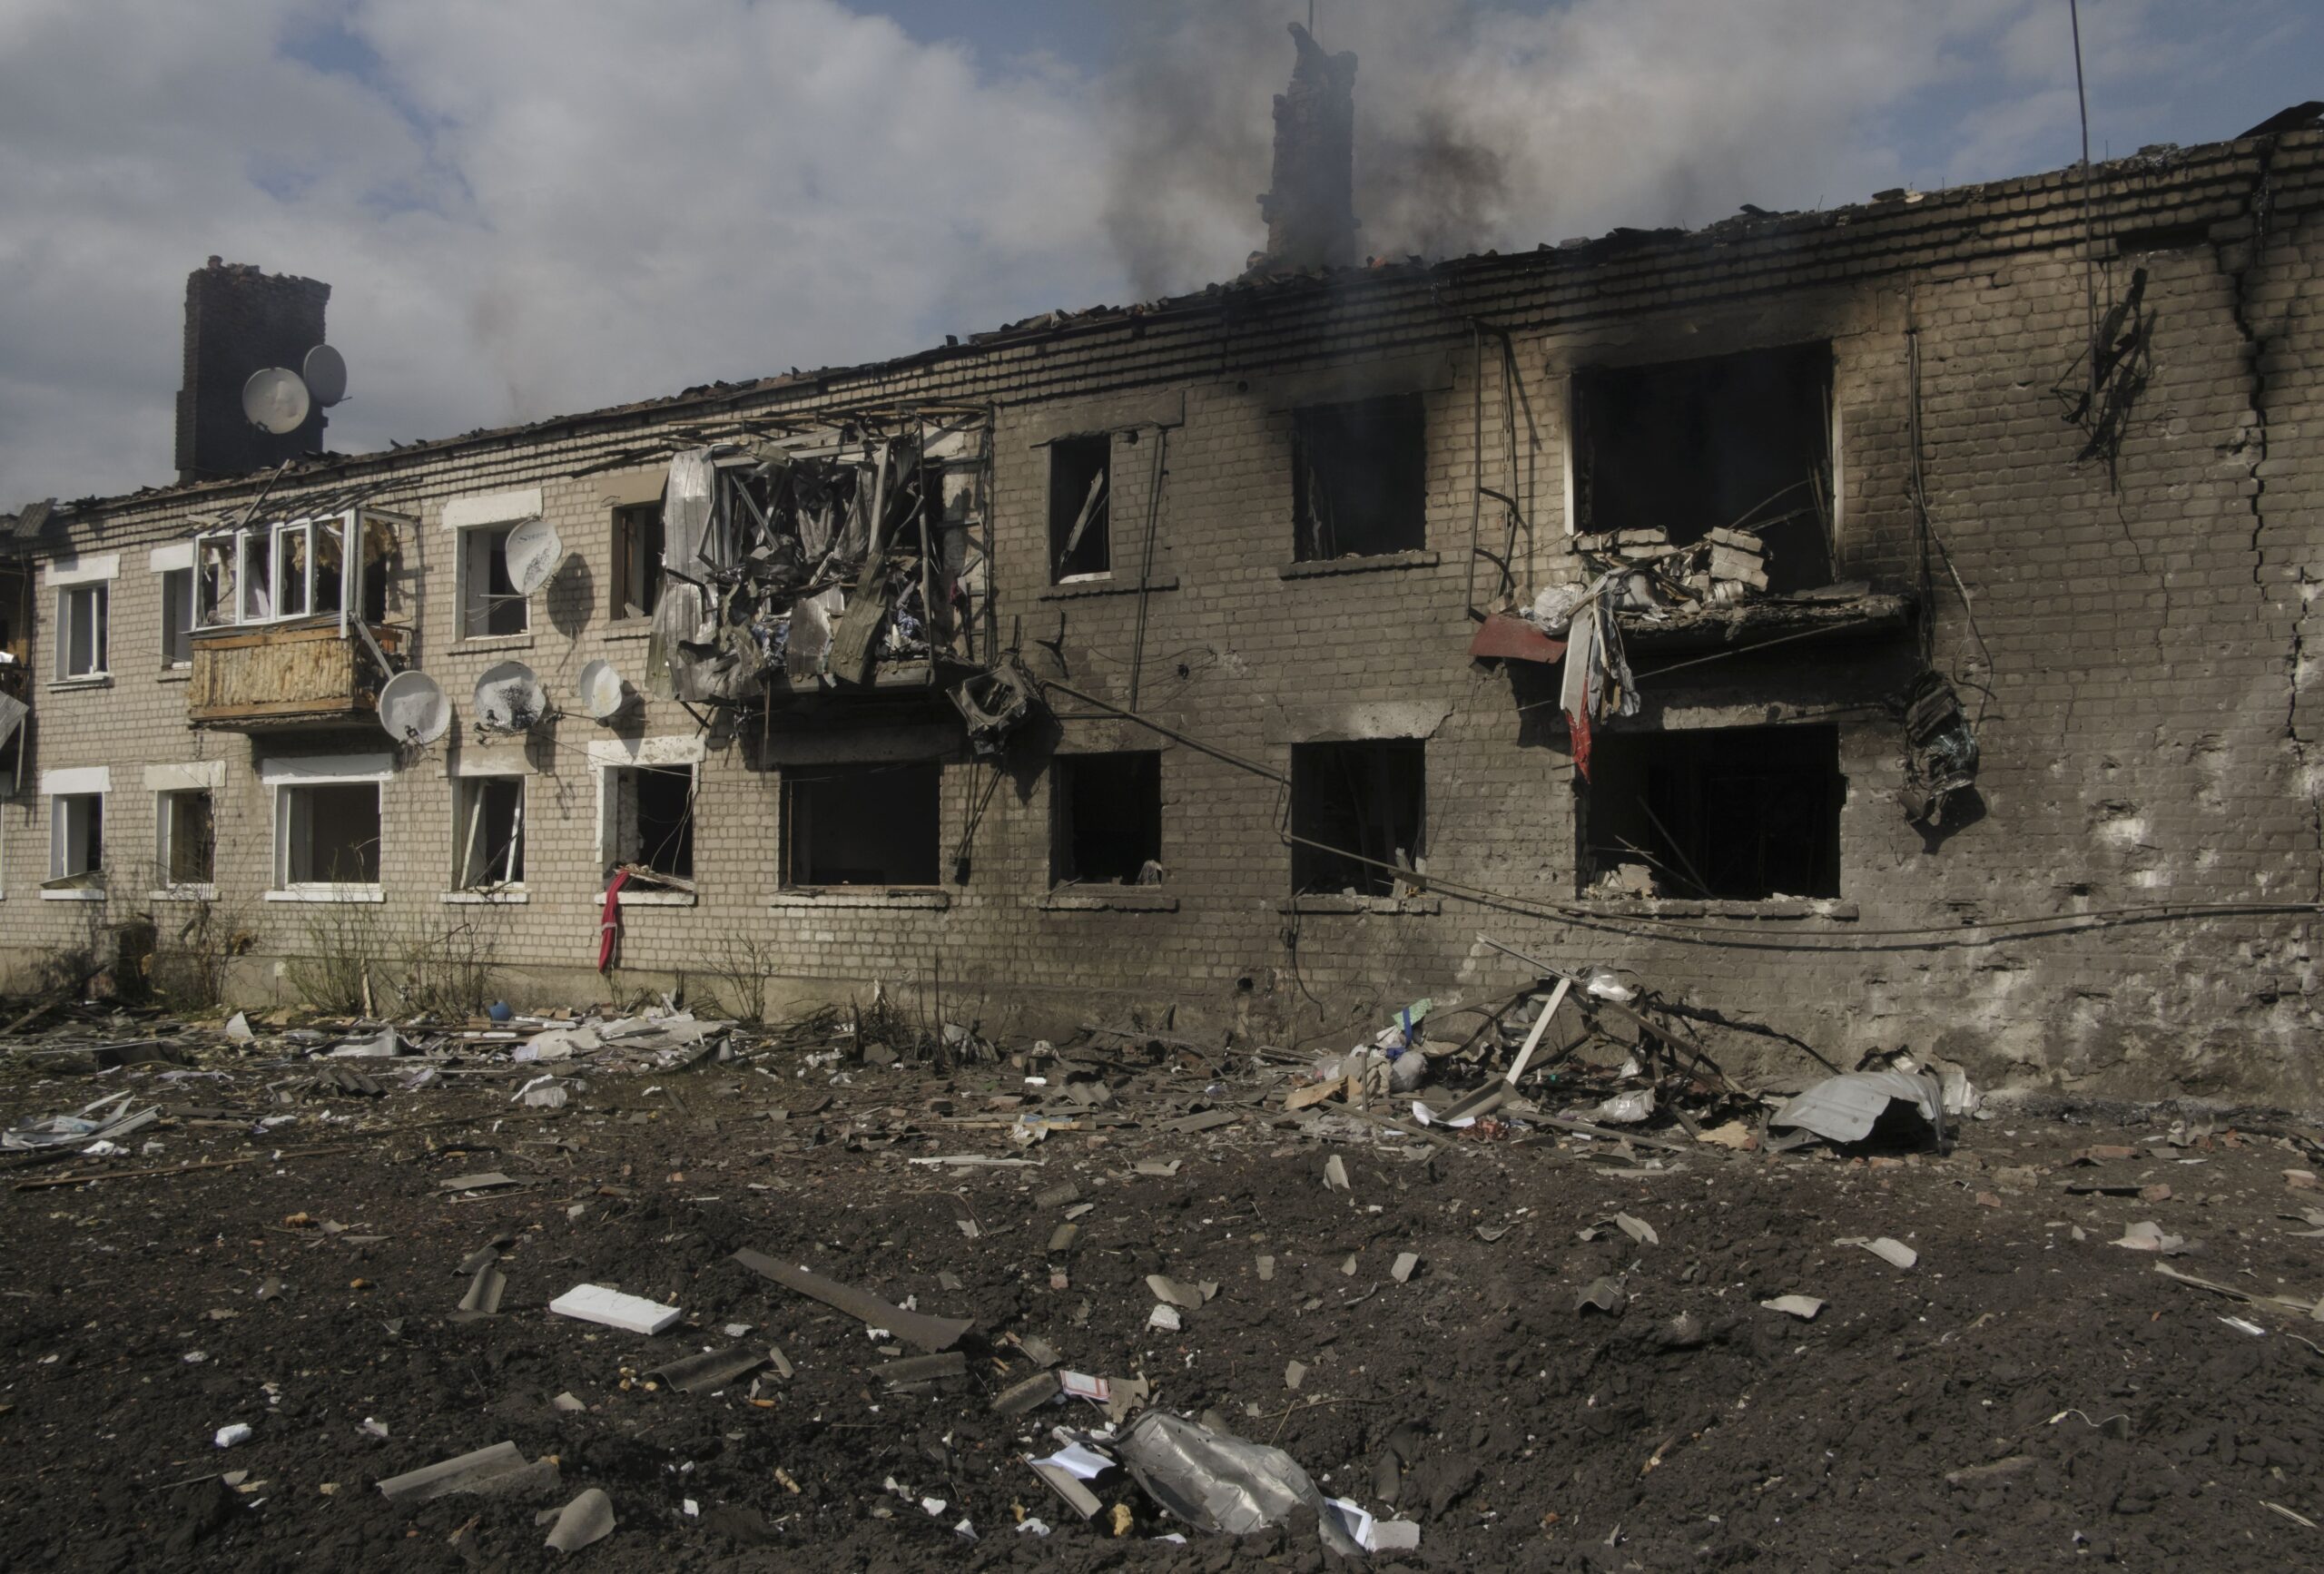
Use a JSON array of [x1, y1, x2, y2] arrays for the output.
[[593, 407, 994, 712], [183, 505, 407, 731]]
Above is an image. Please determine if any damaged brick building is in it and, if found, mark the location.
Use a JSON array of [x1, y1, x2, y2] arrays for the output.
[[2, 43, 2319, 1105]]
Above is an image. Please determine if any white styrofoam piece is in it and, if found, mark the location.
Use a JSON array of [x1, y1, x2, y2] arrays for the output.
[[550, 1284, 682, 1335]]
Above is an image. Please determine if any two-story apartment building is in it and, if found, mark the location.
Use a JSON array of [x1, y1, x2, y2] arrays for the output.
[[3, 113, 2319, 1105]]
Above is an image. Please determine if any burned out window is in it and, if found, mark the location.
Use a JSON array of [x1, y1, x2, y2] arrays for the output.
[[460, 526, 527, 637], [1293, 394, 1426, 561], [453, 776, 525, 890], [1290, 740, 1424, 896], [1581, 724, 1841, 900], [1053, 752, 1162, 886], [784, 762, 940, 887], [1049, 436, 1110, 582], [158, 788, 214, 888], [612, 503, 664, 619], [1573, 344, 1835, 592], [275, 782, 380, 890], [604, 764, 694, 882]]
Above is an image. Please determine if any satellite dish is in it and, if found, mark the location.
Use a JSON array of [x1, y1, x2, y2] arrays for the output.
[[473, 661, 547, 733], [301, 344, 348, 407], [242, 368, 311, 435], [576, 659, 633, 723], [504, 516, 564, 596], [377, 670, 451, 745]]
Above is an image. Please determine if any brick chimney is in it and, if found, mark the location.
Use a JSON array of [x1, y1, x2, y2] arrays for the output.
[[1254, 23, 1359, 272], [174, 257, 330, 483]]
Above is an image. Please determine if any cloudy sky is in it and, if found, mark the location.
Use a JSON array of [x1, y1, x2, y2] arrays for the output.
[[0, 0, 2311, 505]]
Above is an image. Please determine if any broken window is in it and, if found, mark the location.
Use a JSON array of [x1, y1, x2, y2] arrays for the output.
[[1049, 435, 1110, 581], [1289, 740, 1424, 896], [49, 793, 103, 885], [275, 522, 310, 618], [461, 526, 527, 637], [453, 776, 525, 890], [158, 788, 215, 888], [240, 529, 274, 621], [197, 536, 235, 626], [276, 782, 381, 889], [604, 764, 694, 882], [56, 583, 107, 678], [1053, 752, 1162, 886], [784, 762, 940, 887], [1572, 344, 1835, 592], [1580, 723, 1841, 900], [192, 511, 373, 628], [161, 567, 193, 666], [1292, 393, 1426, 561], [611, 502, 665, 619]]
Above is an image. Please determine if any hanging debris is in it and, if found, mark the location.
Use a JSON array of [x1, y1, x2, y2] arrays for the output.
[[630, 408, 992, 707], [1898, 670, 1980, 827]]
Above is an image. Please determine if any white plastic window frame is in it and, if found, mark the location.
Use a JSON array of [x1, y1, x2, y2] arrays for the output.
[[449, 773, 527, 896], [154, 787, 218, 897], [54, 582, 109, 680], [456, 523, 529, 639], [46, 792, 105, 898], [192, 509, 359, 635], [262, 755, 389, 903], [588, 736, 702, 906]]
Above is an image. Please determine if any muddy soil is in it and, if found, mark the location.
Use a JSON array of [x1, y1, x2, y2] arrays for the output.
[[2, 1028, 2320, 1572]]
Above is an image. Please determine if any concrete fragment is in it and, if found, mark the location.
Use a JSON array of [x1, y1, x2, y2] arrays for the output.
[[544, 1487, 615, 1553], [548, 1284, 682, 1335]]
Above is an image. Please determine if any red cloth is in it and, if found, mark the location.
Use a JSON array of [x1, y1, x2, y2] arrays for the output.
[[596, 870, 632, 971], [1568, 700, 1593, 782]]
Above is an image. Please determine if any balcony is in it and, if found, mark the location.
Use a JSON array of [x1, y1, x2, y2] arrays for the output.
[[188, 616, 406, 732]]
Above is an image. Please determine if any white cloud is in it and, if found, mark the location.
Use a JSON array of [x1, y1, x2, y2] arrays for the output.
[[0, 0, 2299, 506]]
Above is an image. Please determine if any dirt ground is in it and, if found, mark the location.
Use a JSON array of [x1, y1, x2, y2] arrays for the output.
[[3, 1009, 2322, 1573]]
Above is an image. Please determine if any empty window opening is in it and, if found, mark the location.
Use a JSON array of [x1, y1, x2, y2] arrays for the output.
[[1293, 393, 1426, 561], [461, 526, 528, 637], [606, 765, 694, 882], [58, 584, 108, 678], [1049, 436, 1111, 581], [278, 782, 381, 888], [1053, 752, 1162, 885], [161, 567, 193, 665], [49, 793, 103, 886], [612, 502, 665, 619], [1289, 740, 1425, 896], [1581, 723, 1841, 900], [785, 762, 940, 887], [159, 789, 215, 887], [1573, 343, 1835, 592], [454, 776, 525, 890]]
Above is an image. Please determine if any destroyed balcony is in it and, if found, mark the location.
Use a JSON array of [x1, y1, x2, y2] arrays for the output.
[[1610, 584, 1914, 654], [187, 616, 407, 731], [182, 504, 407, 731]]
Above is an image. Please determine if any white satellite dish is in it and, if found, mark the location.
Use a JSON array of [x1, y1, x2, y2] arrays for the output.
[[301, 344, 348, 407], [504, 516, 564, 596], [377, 670, 451, 745], [472, 661, 547, 733], [576, 658, 633, 723], [242, 368, 311, 436]]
